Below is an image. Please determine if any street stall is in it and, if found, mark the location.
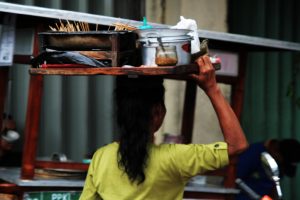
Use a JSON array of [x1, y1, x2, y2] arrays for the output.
[[1, 2, 300, 200]]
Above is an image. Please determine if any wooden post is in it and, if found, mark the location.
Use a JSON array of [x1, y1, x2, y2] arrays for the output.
[[0, 68, 9, 132], [181, 80, 197, 144], [231, 52, 247, 119], [21, 74, 43, 179], [110, 34, 120, 67]]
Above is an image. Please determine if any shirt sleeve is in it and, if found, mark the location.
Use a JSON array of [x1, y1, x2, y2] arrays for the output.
[[172, 142, 229, 181], [79, 150, 103, 200]]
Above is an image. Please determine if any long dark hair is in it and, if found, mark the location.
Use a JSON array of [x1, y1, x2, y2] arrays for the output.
[[115, 76, 165, 184]]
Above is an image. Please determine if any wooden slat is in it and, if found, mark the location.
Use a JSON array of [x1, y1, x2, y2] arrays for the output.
[[35, 160, 89, 171], [0, 193, 18, 200], [29, 65, 199, 76], [13, 55, 32, 64]]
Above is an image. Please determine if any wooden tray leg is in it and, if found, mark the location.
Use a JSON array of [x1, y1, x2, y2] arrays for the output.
[[181, 80, 197, 144], [21, 74, 43, 179], [0, 68, 9, 132]]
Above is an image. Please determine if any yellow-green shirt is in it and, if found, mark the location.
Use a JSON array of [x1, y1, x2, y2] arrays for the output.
[[80, 142, 228, 200]]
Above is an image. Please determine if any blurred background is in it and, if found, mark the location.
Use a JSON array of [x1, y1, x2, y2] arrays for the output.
[[0, 0, 299, 199]]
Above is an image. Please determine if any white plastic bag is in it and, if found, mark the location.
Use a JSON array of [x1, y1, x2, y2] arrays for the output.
[[171, 16, 200, 54]]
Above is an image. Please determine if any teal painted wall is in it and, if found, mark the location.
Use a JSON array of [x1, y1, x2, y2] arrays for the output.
[[229, 0, 300, 199]]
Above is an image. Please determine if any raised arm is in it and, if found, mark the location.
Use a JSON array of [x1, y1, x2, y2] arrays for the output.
[[190, 55, 248, 156]]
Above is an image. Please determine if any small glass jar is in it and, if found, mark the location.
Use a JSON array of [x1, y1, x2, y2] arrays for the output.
[[155, 45, 178, 66]]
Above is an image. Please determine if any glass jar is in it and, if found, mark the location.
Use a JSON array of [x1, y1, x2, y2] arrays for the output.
[[155, 45, 178, 66]]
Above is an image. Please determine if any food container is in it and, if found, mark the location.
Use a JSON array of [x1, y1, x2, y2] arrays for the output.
[[138, 35, 192, 66], [135, 28, 192, 66], [155, 45, 178, 66]]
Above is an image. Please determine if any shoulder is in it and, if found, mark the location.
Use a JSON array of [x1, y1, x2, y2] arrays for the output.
[[93, 142, 118, 158], [88, 142, 118, 170]]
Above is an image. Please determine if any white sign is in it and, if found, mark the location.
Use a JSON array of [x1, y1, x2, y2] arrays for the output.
[[0, 14, 16, 66]]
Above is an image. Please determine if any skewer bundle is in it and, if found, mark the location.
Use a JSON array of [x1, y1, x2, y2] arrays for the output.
[[112, 22, 137, 31], [49, 20, 92, 32], [49, 20, 137, 32]]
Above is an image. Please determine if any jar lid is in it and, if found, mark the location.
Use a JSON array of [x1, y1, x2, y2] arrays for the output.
[[139, 35, 192, 44], [134, 28, 191, 38]]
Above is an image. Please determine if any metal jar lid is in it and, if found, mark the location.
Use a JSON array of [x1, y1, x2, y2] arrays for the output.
[[134, 28, 191, 38], [139, 35, 193, 45]]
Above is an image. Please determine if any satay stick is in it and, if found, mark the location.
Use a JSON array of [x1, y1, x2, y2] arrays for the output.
[[86, 22, 89, 31], [81, 22, 85, 31], [49, 25, 57, 31], [55, 23, 60, 31]]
